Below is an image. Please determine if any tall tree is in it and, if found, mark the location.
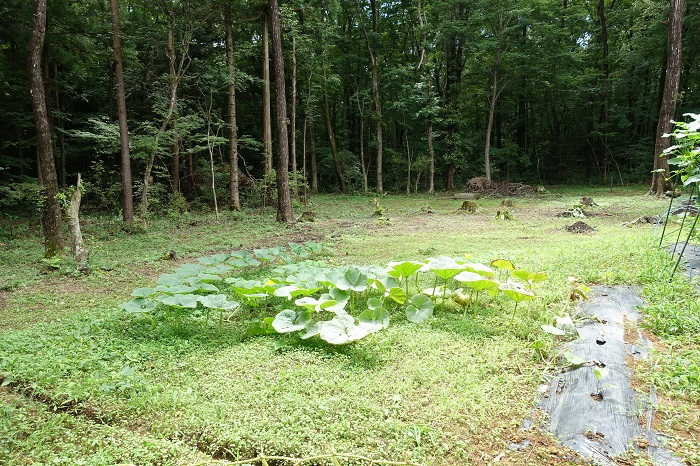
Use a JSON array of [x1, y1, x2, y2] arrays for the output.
[[652, 0, 684, 195], [269, 0, 294, 222], [28, 0, 64, 257], [225, 5, 241, 211], [356, 0, 384, 193], [139, 5, 192, 224], [109, 0, 134, 222], [262, 17, 273, 175]]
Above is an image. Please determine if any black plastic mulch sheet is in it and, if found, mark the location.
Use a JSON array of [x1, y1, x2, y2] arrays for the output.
[[538, 286, 683, 465]]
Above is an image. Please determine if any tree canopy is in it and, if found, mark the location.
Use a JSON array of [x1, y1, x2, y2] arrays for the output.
[[1, 0, 698, 218]]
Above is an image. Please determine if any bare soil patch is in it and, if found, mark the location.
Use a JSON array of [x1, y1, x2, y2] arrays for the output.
[[565, 221, 595, 234]]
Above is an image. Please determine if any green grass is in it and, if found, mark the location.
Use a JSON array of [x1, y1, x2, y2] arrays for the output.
[[1, 186, 698, 465]]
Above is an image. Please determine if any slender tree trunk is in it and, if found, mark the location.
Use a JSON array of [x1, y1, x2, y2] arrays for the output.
[[110, 0, 134, 222], [29, 0, 64, 257], [306, 75, 318, 194], [140, 9, 189, 224], [54, 64, 66, 189], [262, 17, 273, 176], [291, 31, 297, 180], [356, 0, 383, 193], [484, 66, 498, 183], [370, 35, 383, 192], [269, 0, 294, 223], [417, 0, 435, 193], [597, 0, 610, 181], [652, 0, 683, 195], [428, 121, 435, 193], [323, 68, 346, 193], [171, 119, 180, 192], [225, 6, 241, 211], [357, 99, 368, 193], [310, 119, 318, 194], [108, 61, 115, 121], [405, 130, 411, 194]]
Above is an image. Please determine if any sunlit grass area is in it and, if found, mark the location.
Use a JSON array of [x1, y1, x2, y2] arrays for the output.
[[1, 186, 698, 465]]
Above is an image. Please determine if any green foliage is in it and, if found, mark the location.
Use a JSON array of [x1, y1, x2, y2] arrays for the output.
[[664, 113, 700, 186], [0, 180, 44, 216], [121, 244, 548, 348]]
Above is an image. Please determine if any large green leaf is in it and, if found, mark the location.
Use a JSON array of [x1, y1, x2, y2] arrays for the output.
[[159, 294, 199, 308], [387, 287, 407, 304], [461, 262, 495, 277], [272, 309, 312, 333], [300, 322, 323, 339], [358, 307, 390, 333], [253, 248, 277, 261], [120, 298, 157, 314], [198, 294, 239, 311], [174, 263, 206, 276], [303, 241, 324, 253], [454, 272, 498, 291], [228, 250, 260, 267], [294, 296, 336, 313], [324, 288, 350, 314], [198, 253, 229, 265], [319, 315, 369, 345], [288, 242, 309, 257], [425, 256, 464, 280], [274, 285, 322, 299], [186, 278, 220, 293], [498, 282, 536, 303], [156, 274, 183, 287], [491, 258, 515, 271], [155, 284, 197, 295], [336, 267, 368, 292], [369, 275, 400, 293], [405, 294, 434, 323], [387, 260, 424, 280], [131, 287, 155, 298], [246, 317, 277, 336]]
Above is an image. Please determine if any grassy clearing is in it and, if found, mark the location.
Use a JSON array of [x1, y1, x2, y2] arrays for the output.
[[0, 186, 698, 465]]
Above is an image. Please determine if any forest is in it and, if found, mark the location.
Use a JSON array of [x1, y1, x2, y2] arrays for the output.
[[3, 1, 700, 465], [1, 0, 698, 233]]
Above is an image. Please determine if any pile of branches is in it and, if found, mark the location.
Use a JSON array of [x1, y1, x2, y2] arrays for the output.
[[465, 177, 535, 197]]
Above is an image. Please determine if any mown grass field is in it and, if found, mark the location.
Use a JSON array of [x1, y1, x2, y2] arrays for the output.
[[1, 186, 698, 465]]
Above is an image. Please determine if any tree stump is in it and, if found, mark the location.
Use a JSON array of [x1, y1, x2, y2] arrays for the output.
[[459, 201, 478, 213], [298, 211, 316, 222]]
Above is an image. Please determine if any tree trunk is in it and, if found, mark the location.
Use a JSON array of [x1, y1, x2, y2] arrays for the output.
[[262, 17, 273, 176], [597, 0, 610, 182], [291, 31, 297, 181], [310, 118, 318, 194], [370, 3, 383, 195], [29, 0, 64, 257], [269, 0, 294, 223], [171, 119, 180, 192], [109, 0, 134, 223], [428, 121, 435, 193], [652, 0, 683, 196], [140, 9, 190, 224], [323, 68, 346, 193], [305, 74, 318, 194], [484, 66, 498, 183], [356, 0, 383, 193], [225, 6, 241, 211], [66, 174, 88, 263], [357, 98, 368, 193]]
